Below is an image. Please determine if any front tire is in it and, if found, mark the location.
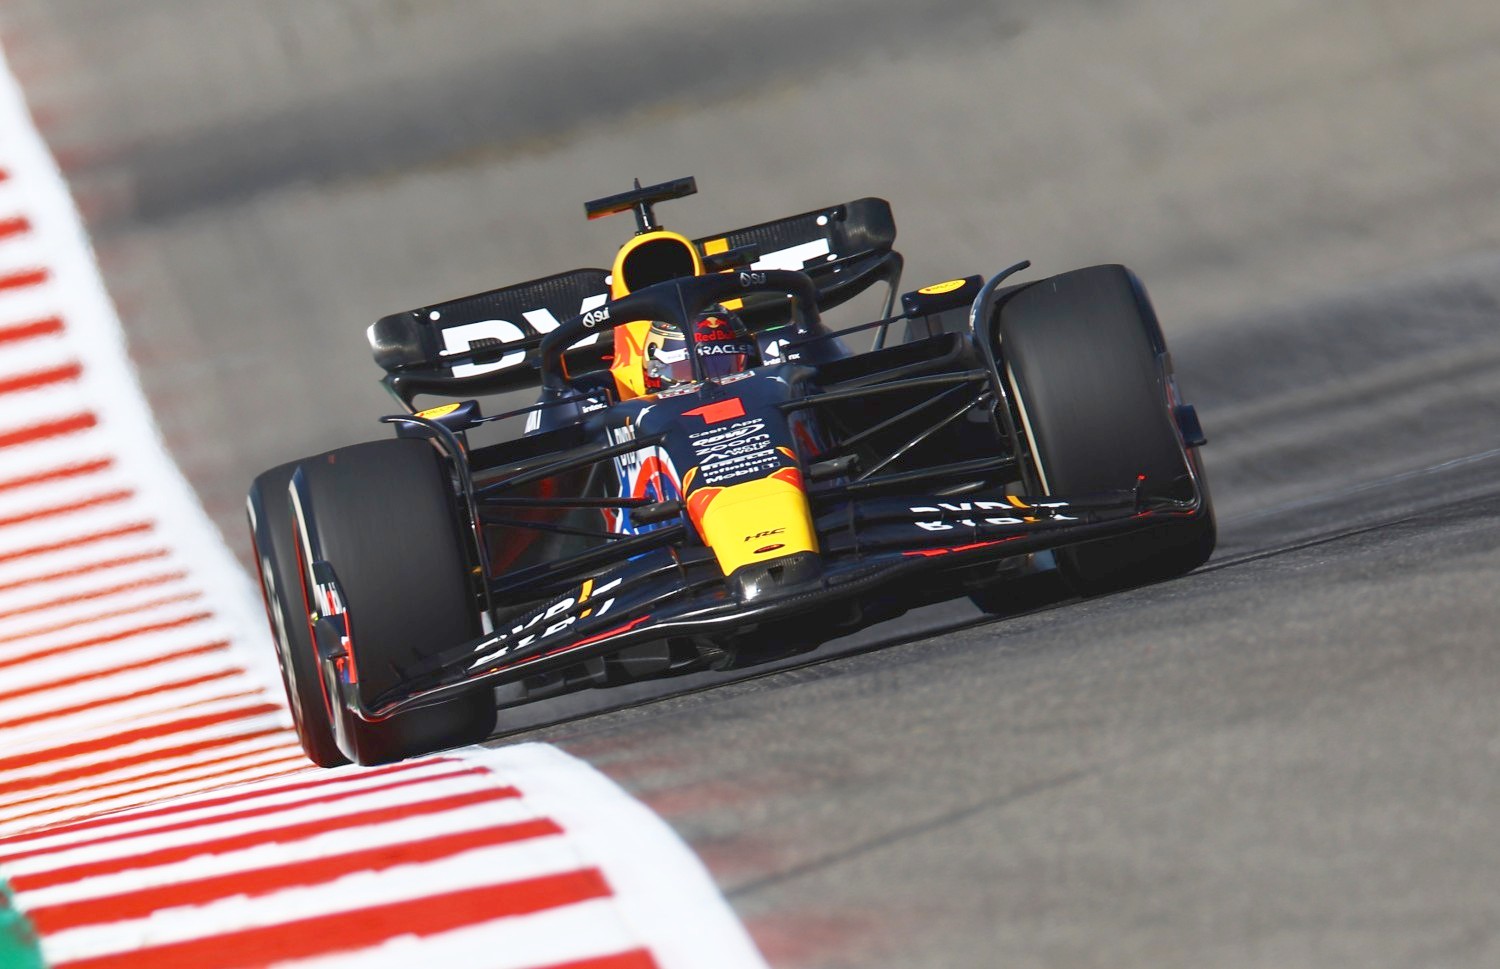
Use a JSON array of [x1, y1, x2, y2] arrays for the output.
[[998, 265, 1215, 596], [248, 462, 347, 767], [290, 439, 496, 765]]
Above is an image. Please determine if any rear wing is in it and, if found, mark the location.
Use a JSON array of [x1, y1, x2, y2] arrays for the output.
[[369, 197, 899, 404], [369, 268, 612, 404], [699, 196, 900, 315]]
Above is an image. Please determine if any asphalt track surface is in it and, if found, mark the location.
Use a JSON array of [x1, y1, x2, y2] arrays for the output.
[[5, 2, 1500, 966]]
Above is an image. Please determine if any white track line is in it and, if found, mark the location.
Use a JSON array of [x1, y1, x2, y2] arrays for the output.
[[463, 744, 769, 969]]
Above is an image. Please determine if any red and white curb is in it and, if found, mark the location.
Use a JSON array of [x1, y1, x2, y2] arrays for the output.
[[1, 746, 761, 969], [0, 39, 766, 969]]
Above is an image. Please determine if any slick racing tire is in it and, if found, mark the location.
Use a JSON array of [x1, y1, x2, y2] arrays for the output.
[[291, 439, 496, 765], [998, 264, 1215, 596], [248, 462, 348, 767]]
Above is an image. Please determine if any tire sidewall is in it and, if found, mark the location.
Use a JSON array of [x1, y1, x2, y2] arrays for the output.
[[247, 462, 347, 767]]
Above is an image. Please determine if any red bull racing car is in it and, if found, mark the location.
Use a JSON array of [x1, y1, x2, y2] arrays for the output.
[[248, 177, 1215, 766]]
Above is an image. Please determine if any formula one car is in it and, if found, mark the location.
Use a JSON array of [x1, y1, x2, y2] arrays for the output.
[[248, 177, 1215, 766]]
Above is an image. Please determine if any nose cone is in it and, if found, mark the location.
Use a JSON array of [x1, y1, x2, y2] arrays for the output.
[[686, 471, 820, 592]]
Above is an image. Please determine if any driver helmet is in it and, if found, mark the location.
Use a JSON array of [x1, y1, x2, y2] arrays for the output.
[[643, 305, 757, 392]]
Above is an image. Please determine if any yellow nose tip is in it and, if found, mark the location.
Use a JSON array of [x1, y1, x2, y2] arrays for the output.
[[688, 474, 818, 576]]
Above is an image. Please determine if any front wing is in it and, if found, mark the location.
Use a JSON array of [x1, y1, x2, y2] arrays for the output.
[[331, 489, 1202, 722]]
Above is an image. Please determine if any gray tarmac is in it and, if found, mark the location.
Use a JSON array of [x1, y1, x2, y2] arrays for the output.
[[540, 261, 1500, 967], [4, 2, 1499, 965]]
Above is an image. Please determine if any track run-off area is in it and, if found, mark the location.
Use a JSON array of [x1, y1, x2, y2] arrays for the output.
[[0, 46, 764, 969], [3, 3, 1500, 967]]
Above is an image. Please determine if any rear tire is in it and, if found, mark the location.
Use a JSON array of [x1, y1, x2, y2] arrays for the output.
[[290, 439, 496, 765], [248, 463, 347, 767], [998, 265, 1215, 596]]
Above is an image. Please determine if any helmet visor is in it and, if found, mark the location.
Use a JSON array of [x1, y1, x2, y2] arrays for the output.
[[694, 313, 756, 380], [644, 322, 693, 390]]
